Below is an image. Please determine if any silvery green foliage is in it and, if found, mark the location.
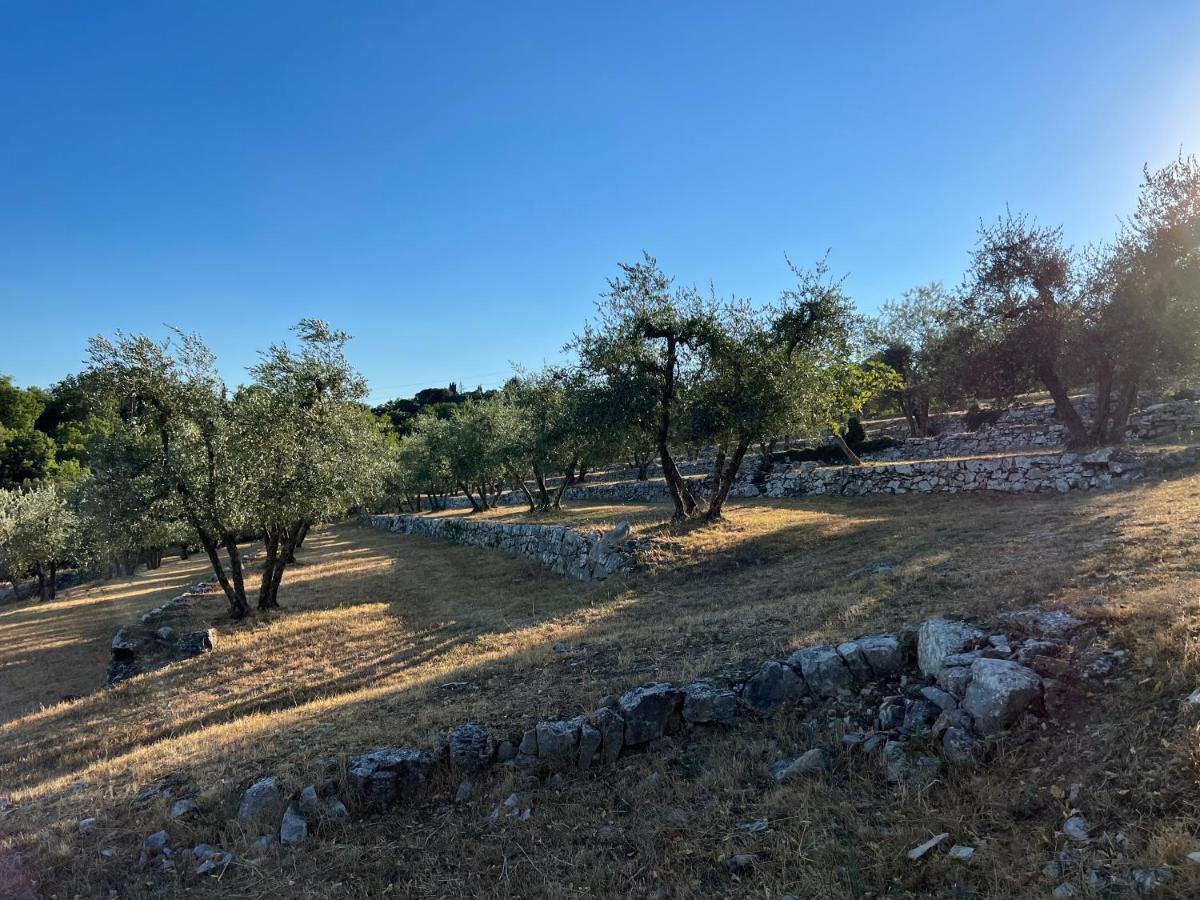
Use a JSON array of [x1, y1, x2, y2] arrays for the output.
[[0, 483, 77, 593], [238, 319, 390, 529]]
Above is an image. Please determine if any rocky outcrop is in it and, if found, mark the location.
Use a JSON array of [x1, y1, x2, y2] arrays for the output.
[[362, 515, 640, 581]]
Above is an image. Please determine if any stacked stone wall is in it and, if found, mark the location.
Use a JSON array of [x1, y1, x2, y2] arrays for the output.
[[363, 514, 639, 581]]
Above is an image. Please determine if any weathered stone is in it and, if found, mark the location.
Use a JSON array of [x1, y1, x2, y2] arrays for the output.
[[941, 727, 979, 767], [618, 683, 682, 745], [346, 747, 435, 807], [535, 719, 581, 764], [448, 722, 493, 771], [578, 722, 602, 770], [883, 741, 942, 785], [836, 641, 873, 682], [961, 659, 1042, 735], [111, 628, 138, 659], [741, 661, 807, 713], [999, 608, 1085, 641], [788, 645, 855, 696], [143, 830, 169, 854], [296, 784, 321, 820], [517, 728, 538, 757], [1130, 867, 1174, 895], [856, 634, 907, 678], [919, 686, 957, 710], [78, 817, 97, 834], [170, 798, 199, 819], [906, 832, 949, 860], [1062, 815, 1090, 842], [681, 680, 737, 724], [917, 619, 986, 676], [937, 664, 974, 696], [279, 805, 307, 845], [325, 798, 349, 823], [902, 699, 938, 731], [594, 707, 625, 764], [156, 626, 176, 642], [454, 777, 474, 803], [770, 748, 832, 781], [176, 630, 214, 657], [238, 776, 285, 824]]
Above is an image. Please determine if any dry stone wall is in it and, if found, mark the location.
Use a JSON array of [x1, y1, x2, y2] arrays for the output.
[[740, 447, 1200, 498], [106, 583, 217, 685], [136, 605, 1124, 884], [868, 398, 1200, 462], [362, 514, 640, 581]]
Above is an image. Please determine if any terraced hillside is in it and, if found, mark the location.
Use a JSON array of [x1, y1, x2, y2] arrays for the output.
[[2, 474, 1200, 898]]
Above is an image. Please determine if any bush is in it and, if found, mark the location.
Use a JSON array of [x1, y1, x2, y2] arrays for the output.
[[844, 417, 866, 446], [769, 436, 896, 467], [963, 404, 1004, 432]]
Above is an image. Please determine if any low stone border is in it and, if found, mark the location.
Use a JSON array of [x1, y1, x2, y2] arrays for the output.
[[106, 583, 217, 685], [114, 605, 1126, 884], [361, 514, 642, 581]]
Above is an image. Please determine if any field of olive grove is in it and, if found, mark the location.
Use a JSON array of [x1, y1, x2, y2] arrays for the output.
[[0, 157, 1198, 900]]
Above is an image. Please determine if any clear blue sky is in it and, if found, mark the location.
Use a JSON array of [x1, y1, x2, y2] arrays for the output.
[[2, 2, 1198, 404]]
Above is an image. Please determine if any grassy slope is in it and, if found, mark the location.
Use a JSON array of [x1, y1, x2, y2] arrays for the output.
[[2, 476, 1200, 898]]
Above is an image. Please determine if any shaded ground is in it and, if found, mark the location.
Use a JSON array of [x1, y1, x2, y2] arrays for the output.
[[2, 476, 1200, 898], [0, 554, 214, 723]]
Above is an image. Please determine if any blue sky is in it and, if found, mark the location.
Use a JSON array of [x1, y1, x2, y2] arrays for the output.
[[2, 2, 1198, 404]]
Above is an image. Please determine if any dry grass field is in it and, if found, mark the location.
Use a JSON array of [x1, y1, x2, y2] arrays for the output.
[[3, 473, 1200, 898]]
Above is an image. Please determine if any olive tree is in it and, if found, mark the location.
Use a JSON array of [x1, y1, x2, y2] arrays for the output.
[[1078, 156, 1200, 443], [575, 254, 715, 520], [237, 320, 391, 610], [0, 484, 77, 601], [87, 330, 255, 617], [963, 214, 1089, 446]]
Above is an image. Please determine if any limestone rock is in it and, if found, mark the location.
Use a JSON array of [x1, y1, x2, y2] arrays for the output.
[[535, 719, 581, 764], [917, 619, 985, 676], [681, 680, 737, 724], [618, 683, 682, 745], [906, 832, 949, 860], [770, 748, 832, 781], [578, 722, 602, 770], [741, 661, 807, 713], [787, 645, 854, 696], [454, 777, 474, 803], [857, 634, 907, 678], [449, 722, 493, 771], [238, 776, 285, 824], [170, 799, 200, 819], [279, 805, 307, 845], [941, 727, 979, 767], [836, 641, 873, 682], [346, 747, 435, 807], [1062, 815, 1090, 842], [594, 707, 625, 764], [920, 686, 958, 710], [961, 658, 1042, 735]]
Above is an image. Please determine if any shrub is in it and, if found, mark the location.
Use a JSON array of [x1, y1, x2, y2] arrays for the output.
[[963, 404, 1004, 432], [844, 417, 866, 446], [769, 436, 896, 467]]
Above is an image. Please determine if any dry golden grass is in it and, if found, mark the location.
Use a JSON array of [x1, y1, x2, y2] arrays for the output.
[[3, 473, 1200, 898]]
